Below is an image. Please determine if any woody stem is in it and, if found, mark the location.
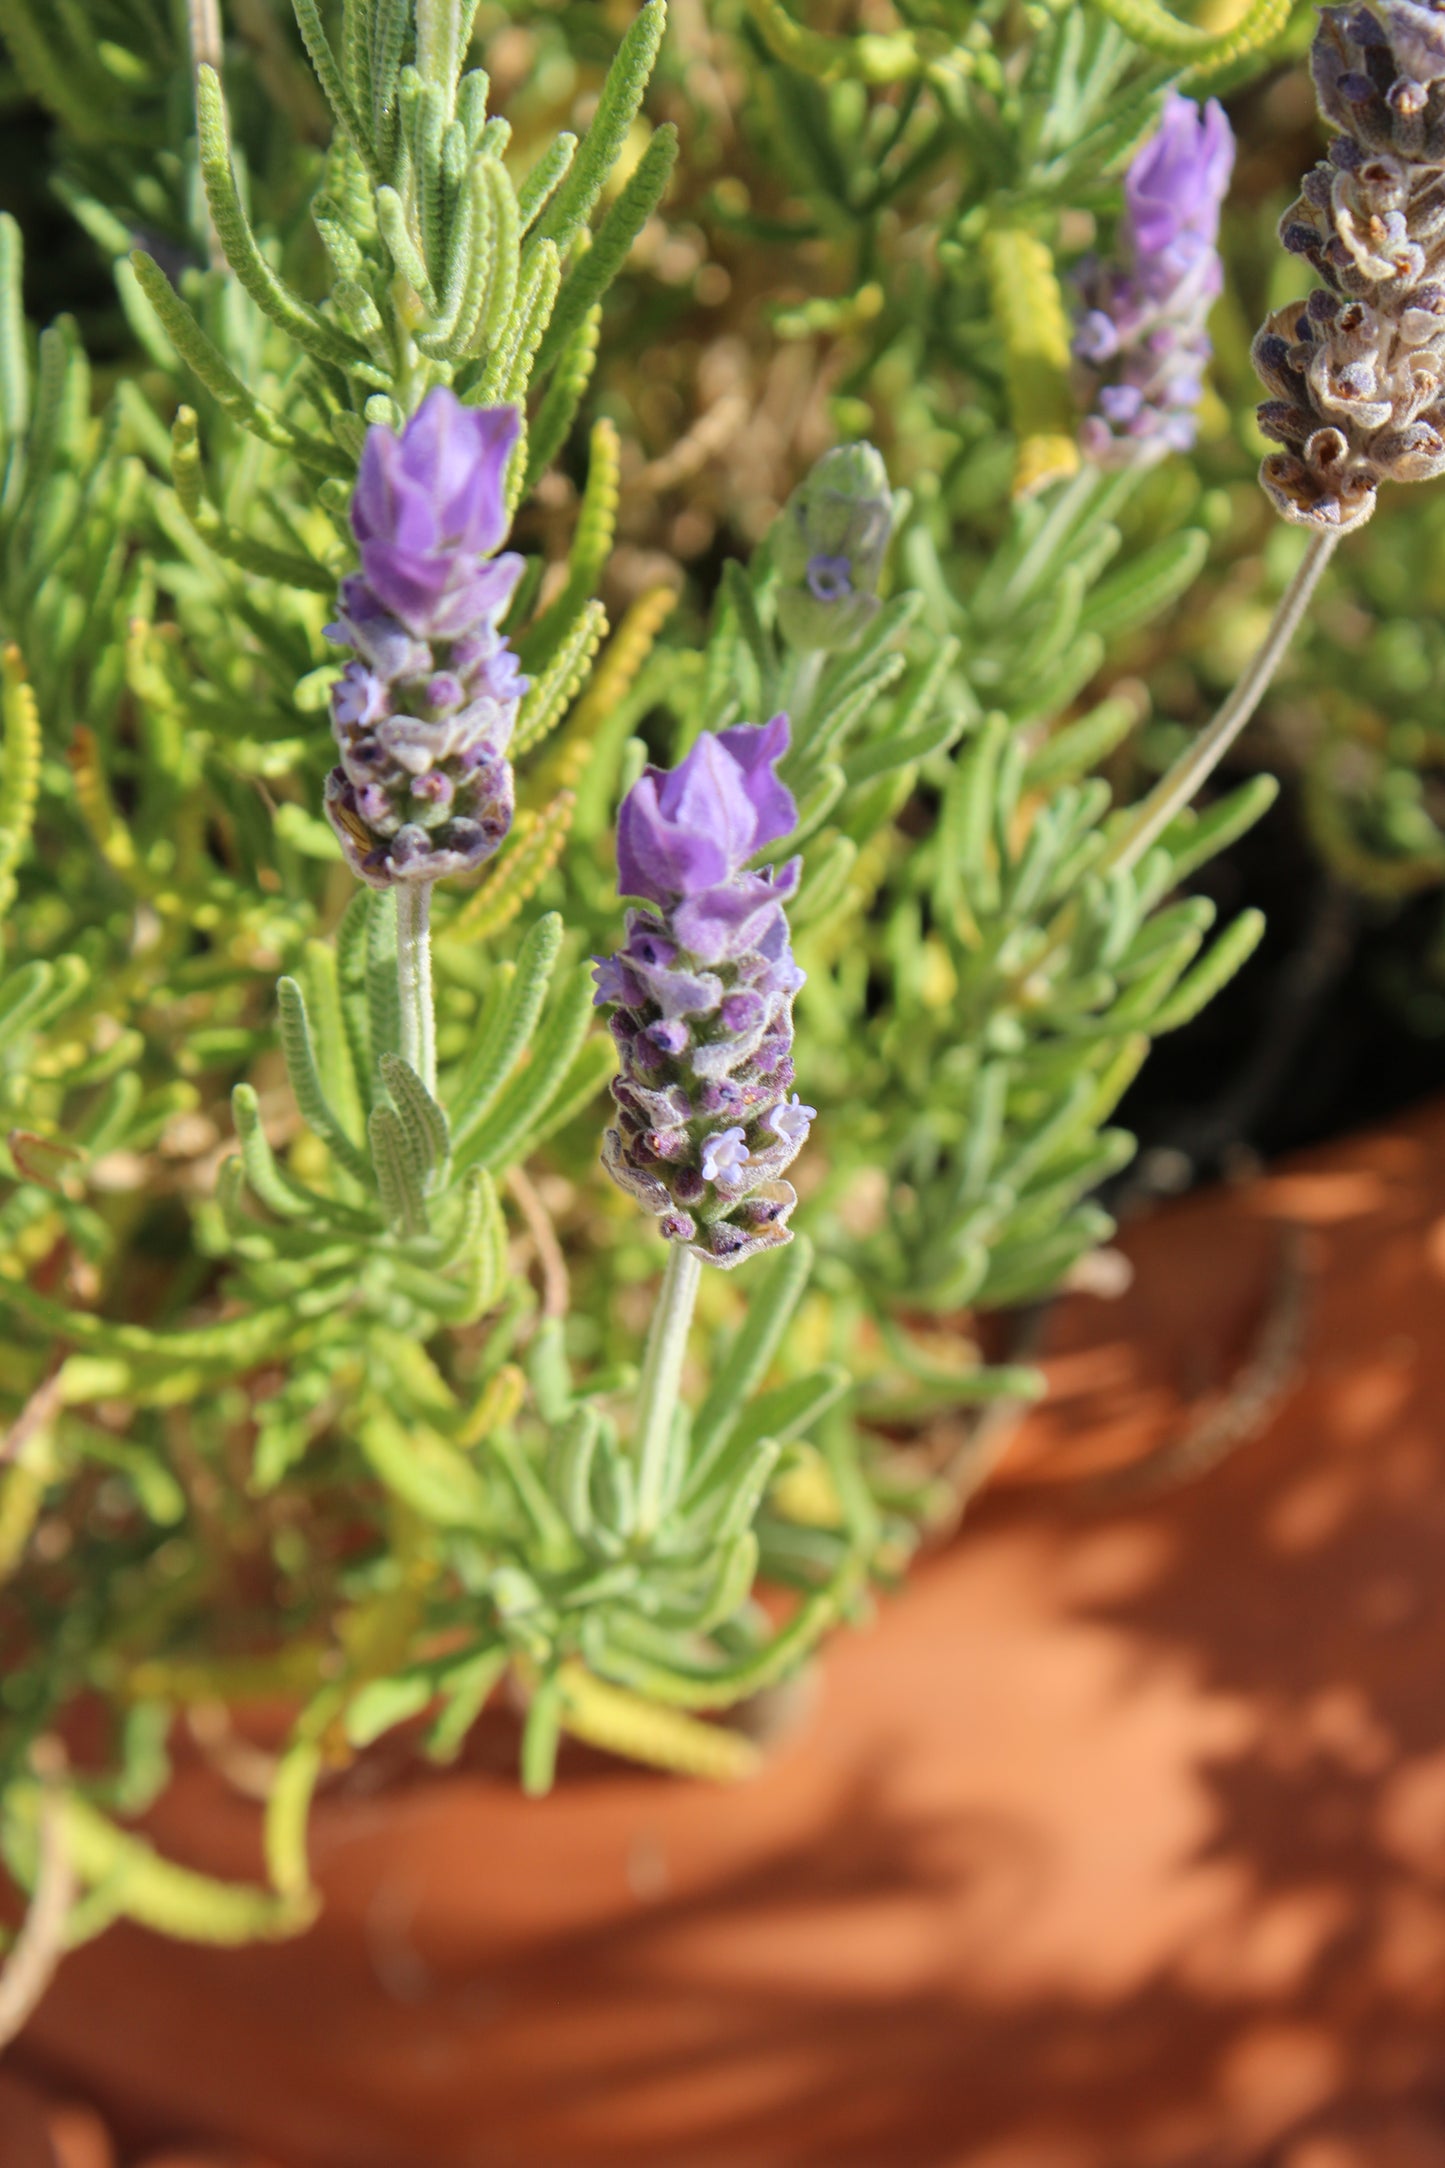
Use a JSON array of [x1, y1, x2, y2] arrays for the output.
[[1106, 529, 1337, 878]]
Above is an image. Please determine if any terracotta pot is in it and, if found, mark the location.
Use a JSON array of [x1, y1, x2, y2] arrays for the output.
[[0, 2072, 60, 2168], [19, 1103, 1445, 2167]]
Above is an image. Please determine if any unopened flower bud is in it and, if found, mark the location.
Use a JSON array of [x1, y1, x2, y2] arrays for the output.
[[774, 443, 894, 654]]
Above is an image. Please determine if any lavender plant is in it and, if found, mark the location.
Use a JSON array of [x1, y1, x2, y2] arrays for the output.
[[0, 0, 1406, 2025]]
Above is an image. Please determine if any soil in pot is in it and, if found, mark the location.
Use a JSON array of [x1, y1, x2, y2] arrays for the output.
[[17, 1099, 1445, 2168]]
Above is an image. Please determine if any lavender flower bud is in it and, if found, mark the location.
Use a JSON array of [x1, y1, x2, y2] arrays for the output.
[[323, 388, 529, 889], [774, 443, 894, 653], [594, 715, 813, 1269], [1253, 4, 1445, 534], [1073, 93, 1235, 466]]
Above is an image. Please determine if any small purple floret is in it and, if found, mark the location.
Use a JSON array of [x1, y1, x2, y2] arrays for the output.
[[806, 553, 853, 602]]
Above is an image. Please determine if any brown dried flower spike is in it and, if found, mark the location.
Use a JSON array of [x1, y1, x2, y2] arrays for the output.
[[1254, 2, 1445, 535]]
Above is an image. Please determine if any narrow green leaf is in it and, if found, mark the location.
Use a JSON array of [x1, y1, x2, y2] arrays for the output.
[[0, 213, 28, 449], [523, 302, 600, 488], [688, 1235, 815, 1488], [290, 0, 384, 181], [379, 1051, 451, 1182], [196, 67, 366, 372], [538, 0, 668, 255], [1149, 908, 1266, 1033], [521, 1671, 564, 1796], [534, 125, 677, 378], [516, 133, 577, 232], [277, 977, 373, 1186], [455, 963, 595, 1173], [450, 912, 562, 1143]]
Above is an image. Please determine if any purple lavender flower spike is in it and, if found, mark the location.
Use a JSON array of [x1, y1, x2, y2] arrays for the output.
[[1072, 92, 1235, 467], [323, 387, 529, 889], [595, 718, 810, 1269]]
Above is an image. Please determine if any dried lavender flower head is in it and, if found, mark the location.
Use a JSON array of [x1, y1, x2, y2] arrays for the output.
[[1253, 3, 1445, 535], [324, 388, 528, 889], [595, 717, 813, 1269], [774, 443, 894, 654], [1073, 92, 1235, 465]]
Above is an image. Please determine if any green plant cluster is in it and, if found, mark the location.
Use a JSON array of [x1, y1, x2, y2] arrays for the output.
[[0, 0, 1375, 1979]]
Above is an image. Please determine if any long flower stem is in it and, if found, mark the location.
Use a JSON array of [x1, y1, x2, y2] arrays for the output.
[[395, 882, 436, 1095], [633, 1243, 703, 1539], [1107, 530, 1337, 879]]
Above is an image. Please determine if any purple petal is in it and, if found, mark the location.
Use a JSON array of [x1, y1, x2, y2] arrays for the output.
[[617, 770, 733, 903], [658, 733, 766, 871], [673, 876, 787, 964], [1125, 94, 1234, 265], [715, 713, 796, 849]]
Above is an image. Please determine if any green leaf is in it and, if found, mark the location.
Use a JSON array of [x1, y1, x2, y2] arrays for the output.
[[0, 213, 28, 448], [512, 596, 606, 744], [688, 1236, 815, 1490], [277, 978, 373, 1186], [534, 125, 678, 378], [1078, 528, 1209, 645], [426, 1645, 509, 1762], [1024, 693, 1139, 788], [455, 963, 595, 1173], [517, 133, 577, 232], [521, 1670, 564, 1796], [369, 1102, 428, 1236], [358, 1403, 493, 1526], [5, 1789, 317, 1943], [290, 0, 384, 181], [450, 912, 563, 1143], [538, 0, 668, 256], [379, 1052, 451, 1184], [1149, 908, 1266, 1033], [524, 302, 601, 488], [195, 68, 367, 373], [1161, 774, 1280, 886], [345, 1673, 434, 1747]]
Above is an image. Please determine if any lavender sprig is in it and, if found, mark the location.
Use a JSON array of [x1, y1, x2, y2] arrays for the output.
[[324, 388, 529, 889], [1073, 92, 1235, 465], [594, 717, 813, 1269], [1254, 2, 1445, 535]]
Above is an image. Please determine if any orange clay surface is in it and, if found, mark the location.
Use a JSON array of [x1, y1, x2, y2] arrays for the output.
[[17, 1102, 1445, 2168]]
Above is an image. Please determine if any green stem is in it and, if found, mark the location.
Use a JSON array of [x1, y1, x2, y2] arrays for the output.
[[633, 1242, 703, 1538], [395, 882, 436, 1094], [1107, 529, 1337, 878]]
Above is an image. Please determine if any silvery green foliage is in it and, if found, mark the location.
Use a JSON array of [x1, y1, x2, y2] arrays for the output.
[[0, 0, 1306, 1963]]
